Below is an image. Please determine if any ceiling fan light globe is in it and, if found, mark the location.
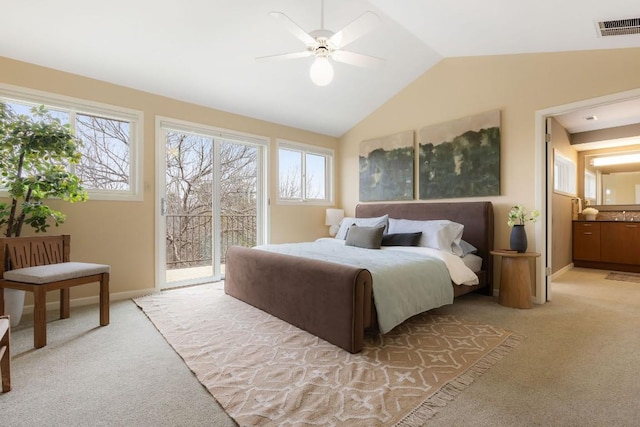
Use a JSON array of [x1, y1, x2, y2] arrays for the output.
[[310, 57, 334, 86]]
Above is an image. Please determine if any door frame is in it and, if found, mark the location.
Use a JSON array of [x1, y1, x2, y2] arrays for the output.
[[535, 87, 640, 303], [154, 116, 269, 291]]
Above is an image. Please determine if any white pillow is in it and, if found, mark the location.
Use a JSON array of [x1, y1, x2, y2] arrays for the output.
[[460, 240, 478, 256], [335, 214, 389, 240], [387, 218, 464, 255]]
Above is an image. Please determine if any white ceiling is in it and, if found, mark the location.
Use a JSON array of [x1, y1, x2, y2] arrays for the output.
[[2, 0, 640, 137]]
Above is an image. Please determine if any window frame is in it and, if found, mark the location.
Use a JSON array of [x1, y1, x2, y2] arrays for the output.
[[276, 139, 334, 205], [553, 149, 577, 197], [0, 83, 143, 201]]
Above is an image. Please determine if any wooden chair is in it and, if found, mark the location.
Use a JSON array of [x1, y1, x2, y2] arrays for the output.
[[0, 235, 110, 349], [0, 314, 10, 392]]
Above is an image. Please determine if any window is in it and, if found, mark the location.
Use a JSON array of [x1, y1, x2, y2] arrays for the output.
[[554, 150, 576, 196], [584, 170, 596, 202], [277, 140, 333, 204], [0, 84, 142, 200]]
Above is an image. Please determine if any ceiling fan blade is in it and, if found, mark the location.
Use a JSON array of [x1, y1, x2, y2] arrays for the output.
[[332, 50, 385, 68], [269, 11, 316, 46], [256, 51, 313, 62], [329, 11, 380, 48]]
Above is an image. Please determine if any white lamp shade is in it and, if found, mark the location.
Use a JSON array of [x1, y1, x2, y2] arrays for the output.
[[325, 208, 344, 237], [325, 208, 344, 226], [310, 57, 334, 86]]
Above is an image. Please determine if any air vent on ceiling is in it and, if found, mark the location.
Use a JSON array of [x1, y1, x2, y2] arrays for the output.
[[597, 17, 640, 37]]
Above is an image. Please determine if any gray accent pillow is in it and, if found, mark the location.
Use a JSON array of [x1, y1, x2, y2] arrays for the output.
[[381, 232, 422, 247], [335, 214, 389, 240], [344, 225, 385, 249]]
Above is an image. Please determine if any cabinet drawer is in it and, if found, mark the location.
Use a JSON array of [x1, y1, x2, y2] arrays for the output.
[[573, 222, 601, 262]]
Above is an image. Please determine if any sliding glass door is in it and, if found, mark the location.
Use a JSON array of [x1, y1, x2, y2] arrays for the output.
[[157, 119, 267, 289]]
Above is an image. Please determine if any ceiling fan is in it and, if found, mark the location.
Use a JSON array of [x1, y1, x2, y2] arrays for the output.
[[256, 0, 385, 86]]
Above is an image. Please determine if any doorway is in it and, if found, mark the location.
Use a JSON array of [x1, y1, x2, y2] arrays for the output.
[[536, 88, 640, 302], [156, 118, 268, 290]]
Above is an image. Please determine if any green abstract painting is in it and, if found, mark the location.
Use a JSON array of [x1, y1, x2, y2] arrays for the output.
[[419, 110, 500, 199], [359, 131, 414, 202]]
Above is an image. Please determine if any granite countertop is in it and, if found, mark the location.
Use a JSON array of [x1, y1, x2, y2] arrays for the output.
[[575, 210, 640, 222], [574, 219, 639, 222]]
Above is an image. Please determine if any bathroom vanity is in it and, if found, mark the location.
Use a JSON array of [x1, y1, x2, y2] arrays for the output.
[[573, 218, 640, 272]]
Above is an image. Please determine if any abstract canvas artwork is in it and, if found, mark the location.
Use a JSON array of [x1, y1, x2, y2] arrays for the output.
[[418, 110, 500, 199], [359, 130, 414, 201]]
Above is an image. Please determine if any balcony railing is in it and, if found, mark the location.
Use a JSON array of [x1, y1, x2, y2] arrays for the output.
[[166, 214, 256, 269]]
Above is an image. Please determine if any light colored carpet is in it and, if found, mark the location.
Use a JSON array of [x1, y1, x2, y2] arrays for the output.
[[605, 271, 640, 283], [134, 285, 523, 426], [2, 296, 236, 427], [4, 268, 640, 426]]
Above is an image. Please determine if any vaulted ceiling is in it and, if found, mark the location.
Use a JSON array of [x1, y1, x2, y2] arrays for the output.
[[2, 1, 639, 137]]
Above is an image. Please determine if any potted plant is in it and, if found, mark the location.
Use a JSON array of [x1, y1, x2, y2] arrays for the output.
[[507, 204, 539, 253], [0, 103, 88, 326]]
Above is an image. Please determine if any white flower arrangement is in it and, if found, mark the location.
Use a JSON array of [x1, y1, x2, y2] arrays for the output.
[[581, 207, 599, 216], [507, 204, 540, 227]]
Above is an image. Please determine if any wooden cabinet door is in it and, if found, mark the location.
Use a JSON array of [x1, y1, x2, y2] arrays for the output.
[[601, 222, 640, 265], [573, 222, 601, 262]]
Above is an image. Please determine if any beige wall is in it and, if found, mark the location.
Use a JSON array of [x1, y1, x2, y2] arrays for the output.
[[549, 118, 575, 274], [339, 48, 640, 290], [0, 56, 338, 304]]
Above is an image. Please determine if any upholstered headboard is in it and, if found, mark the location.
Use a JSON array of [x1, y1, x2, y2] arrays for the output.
[[355, 201, 494, 293]]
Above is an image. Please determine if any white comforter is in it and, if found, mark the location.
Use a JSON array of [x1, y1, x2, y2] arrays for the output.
[[255, 238, 479, 334]]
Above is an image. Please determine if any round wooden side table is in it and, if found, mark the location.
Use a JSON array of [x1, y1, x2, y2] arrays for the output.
[[490, 251, 541, 309]]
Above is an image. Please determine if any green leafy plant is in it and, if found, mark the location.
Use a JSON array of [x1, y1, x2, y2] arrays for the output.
[[507, 204, 539, 227], [0, 103, 88, 237]]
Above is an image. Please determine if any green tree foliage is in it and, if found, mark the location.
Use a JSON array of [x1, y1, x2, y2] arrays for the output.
[[0, 103, 88, 237]]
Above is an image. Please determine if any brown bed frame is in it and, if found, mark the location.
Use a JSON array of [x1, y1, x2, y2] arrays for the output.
[[225, 201, 494, 353]]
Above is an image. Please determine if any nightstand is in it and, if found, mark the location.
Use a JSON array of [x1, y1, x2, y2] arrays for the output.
[[490, 251, 541, 309]]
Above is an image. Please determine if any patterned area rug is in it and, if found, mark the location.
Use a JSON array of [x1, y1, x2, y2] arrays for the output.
[[134, 284, 523, 426], [605, 272, 640, 283]]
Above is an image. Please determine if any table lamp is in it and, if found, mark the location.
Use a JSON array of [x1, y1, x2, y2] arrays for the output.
[[325, 208, 344, 237]]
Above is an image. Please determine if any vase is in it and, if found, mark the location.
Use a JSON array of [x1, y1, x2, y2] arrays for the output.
[[510, 225, 528, 253], [585, 214, 596, 221], [3, 288, 25, 327]]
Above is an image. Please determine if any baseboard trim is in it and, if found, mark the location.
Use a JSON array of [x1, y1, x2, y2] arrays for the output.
[[21, 288, 157, 315], [551, 263, 574, 280]]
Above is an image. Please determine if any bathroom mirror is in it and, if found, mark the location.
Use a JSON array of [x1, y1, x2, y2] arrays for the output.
[[584, 151, 640, 206]]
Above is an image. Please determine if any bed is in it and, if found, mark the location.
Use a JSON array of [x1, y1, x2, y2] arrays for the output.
[[224, 201, 494, 353]]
